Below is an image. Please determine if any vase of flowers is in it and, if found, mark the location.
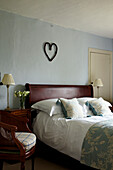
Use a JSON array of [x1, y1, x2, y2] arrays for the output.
[[14, 91, 30, 109]]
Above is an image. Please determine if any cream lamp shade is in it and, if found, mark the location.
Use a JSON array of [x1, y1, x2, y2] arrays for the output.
[[93, 78, 103, 87], [2, 74, 15, 110], [2, 74, 15, 85]]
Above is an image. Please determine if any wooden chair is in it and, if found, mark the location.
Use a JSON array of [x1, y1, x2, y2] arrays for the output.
[[0, 113, 36, 170]]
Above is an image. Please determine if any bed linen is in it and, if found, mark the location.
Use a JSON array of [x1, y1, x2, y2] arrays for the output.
[[33, 111, 113, 162], [81, 119, 113, 170]]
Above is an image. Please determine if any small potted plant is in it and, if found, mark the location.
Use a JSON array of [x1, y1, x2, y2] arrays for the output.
[[14, 91, 30, 109]]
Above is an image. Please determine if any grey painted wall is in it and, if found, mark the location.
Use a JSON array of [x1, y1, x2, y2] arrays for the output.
[[0, 10, 113, 109]]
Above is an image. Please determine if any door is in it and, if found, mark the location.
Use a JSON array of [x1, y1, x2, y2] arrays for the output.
[[88, 48, 112, 102]]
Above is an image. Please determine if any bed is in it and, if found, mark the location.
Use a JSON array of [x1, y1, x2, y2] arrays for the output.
[[25, 83, 113, 170]]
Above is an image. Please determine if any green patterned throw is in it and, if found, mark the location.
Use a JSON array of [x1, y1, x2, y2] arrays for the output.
[[81, 119, 113, 170]]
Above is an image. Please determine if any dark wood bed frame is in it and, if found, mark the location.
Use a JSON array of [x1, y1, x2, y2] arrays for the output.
[[25, 83, 94, 169], [25, 84, 93, 107]]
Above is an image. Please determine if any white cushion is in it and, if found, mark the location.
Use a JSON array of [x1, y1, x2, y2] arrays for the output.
[[86, 98, 112, 116], [15, 132, 36, 151], [31, 99, 63, 116], [77, 97, 96, 117], [77, 97, 96, 106], [99, 97, 112, 107], [59, 98, 84, 118]]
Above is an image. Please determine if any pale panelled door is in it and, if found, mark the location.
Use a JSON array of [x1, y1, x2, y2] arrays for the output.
[[89, 48, 112, 102]]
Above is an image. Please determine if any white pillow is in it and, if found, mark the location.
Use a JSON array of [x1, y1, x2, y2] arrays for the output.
[[50, 105, 63, 116], [86, 98, 112, 116], [58, 98, 84, 118], [31, 99, 63, 116], [77, 97, 96, 117], [99, 97, 112, 107]]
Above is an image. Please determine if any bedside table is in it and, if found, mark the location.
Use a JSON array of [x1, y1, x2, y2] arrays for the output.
[[0, 109, 31, 130]]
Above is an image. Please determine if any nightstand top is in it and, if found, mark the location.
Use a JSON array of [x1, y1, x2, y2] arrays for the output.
[[0, 108, 31, 114], [0, 108, 30, 111]]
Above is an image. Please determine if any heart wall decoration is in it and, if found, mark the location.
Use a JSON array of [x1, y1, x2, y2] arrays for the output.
[[43, 42, 58, 62]]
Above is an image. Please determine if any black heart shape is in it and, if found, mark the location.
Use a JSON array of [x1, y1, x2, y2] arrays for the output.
[[43, 42, 58, 62]]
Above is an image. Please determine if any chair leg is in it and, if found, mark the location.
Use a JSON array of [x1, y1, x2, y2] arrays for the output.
[[0, 160, 3, 170], [21, 161, 25, 170], [32, 156, 34, 170]]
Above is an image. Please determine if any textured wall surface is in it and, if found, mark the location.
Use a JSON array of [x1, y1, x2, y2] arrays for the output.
[[0, 10, 112, 109]]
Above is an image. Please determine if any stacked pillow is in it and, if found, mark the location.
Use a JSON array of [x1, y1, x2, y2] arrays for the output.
[[31, 98, 85, 119], [56, 98, 84, 119], [85, 97, 112, 116], [77, 97, 96, 117], [31, 97, 113, 119], [31, 99, 63, 117]]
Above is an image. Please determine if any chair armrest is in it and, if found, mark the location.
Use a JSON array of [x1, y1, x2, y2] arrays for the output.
[[0, 121, 26, 156], [0, 122, 17, 131]]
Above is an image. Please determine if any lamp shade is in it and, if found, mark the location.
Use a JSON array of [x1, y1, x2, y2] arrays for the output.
[[93, 78, 103, 87], [2, 74, 15, 85]]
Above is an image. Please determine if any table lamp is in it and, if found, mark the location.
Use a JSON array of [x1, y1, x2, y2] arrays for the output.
[[93, 78, 103, 98], [2, 74, 15, 110]]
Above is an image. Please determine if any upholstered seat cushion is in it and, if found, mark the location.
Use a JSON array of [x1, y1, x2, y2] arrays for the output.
[[15, 132, 36, 151]]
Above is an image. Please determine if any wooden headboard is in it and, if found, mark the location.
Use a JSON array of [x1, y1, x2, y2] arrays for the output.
[[25, 83, 93, 108]]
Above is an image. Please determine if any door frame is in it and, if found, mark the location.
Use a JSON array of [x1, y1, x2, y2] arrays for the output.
[[88, 48, 112, 101]]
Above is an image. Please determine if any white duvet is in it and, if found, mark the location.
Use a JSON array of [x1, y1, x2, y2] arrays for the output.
[[33, 112, 113, 161]]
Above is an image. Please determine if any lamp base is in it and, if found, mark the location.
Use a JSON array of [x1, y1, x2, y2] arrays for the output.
[[5, 107, 11, 111], [97, 86, 99, 98]]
